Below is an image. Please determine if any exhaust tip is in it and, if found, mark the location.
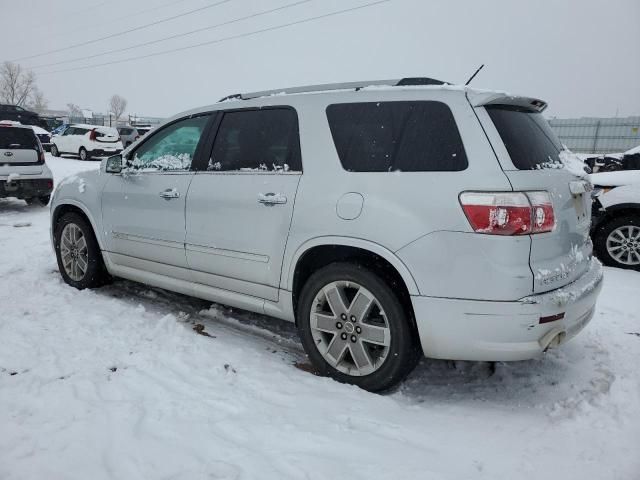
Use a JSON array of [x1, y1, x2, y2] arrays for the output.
[[540, 329, 567, 352]]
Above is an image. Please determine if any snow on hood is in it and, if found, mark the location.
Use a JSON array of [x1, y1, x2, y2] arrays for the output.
[[588, 170, 640, 187], [30, 125, 50, 135], [624, 144, 640, 156]]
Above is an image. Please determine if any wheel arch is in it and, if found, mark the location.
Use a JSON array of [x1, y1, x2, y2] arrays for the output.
[[286, 237, 419, 293], [595, 204, 640, 229], [51, 200, 104, 250], [285, 237, 421, 328]]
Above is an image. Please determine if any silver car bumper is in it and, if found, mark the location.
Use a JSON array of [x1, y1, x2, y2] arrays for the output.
[[411, 257, 604, 361]]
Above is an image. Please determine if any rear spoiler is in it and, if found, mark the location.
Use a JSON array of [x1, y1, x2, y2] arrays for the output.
[[467, 91, 548, 113]]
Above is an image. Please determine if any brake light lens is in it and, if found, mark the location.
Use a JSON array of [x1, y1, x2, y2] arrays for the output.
[[460, 191, 556, 235], [89, 128, 97, 141], [528, 191, 555, 233]]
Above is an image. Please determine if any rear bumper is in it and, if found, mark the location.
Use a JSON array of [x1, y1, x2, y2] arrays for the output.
[[1, 177, 54, 198], [411, 257, 604, 361], [88, 148, 122, 158]]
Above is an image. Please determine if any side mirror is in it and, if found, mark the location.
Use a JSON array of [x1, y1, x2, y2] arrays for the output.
[[105, 155, 123, 174]]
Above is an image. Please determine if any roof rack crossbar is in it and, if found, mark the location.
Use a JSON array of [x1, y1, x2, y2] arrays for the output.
[[217, 77, 447, 102]]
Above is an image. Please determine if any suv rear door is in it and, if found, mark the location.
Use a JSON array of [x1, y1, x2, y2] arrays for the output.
[[185, 107, 302, 302], [474, 97, 592, 294]]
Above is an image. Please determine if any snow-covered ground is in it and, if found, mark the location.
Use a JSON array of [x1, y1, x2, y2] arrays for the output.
[[1, 154, 639, 480]]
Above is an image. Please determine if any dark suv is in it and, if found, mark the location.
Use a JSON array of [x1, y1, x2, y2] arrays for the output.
[[0, 104, 48, 129]]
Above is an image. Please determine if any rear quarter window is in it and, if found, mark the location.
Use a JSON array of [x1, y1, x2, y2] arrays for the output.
[[0, 128, 38, 149], [486, 106, 563, 170], [326, 101, 468, 172]]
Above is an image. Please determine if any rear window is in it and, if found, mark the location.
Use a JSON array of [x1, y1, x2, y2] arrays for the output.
[[95, 128, 118, 141], [0, 128, 38, 150], [326, 101, 468, 172], [119, 128, 133, 135], [486, 106, 563, 170]]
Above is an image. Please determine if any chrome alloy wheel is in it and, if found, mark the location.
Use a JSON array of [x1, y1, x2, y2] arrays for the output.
[[309, 281, 391, 376], [606, 225, 640, 266], [60, 223, 89, 281]]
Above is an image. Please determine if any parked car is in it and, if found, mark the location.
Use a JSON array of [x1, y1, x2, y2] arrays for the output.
[[590, 170, 640, 270], [0, 104, 48, 129], [117, 126, 140, 147], [0, 123, 53, 205], [51, 124, 69, 137], [50, 124, 123, 160], [49, 78, 603, 391], [133, 125, 152, 137], [30, 125, 52, 152]]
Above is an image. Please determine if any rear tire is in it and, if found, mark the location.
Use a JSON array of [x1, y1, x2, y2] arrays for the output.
[[38, 195, 51, 205], [297, 262, 420, 392], [594, 214, 640, 270], [54, 212, 110, 289], [51, 144, 60, 157], [79, 147, 88, 161]]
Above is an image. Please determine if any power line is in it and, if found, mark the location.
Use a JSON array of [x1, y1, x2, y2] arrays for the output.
[[44, 0, 192, 42], [39, 0, 391, 76], [31, 0, 313, 70], [12, 0, 234, 62]]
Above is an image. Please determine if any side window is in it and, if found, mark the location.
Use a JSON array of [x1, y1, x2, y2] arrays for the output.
[[129, 115, 210, 172], [326, 101, 468, 172], [63, 127, 75, 136], [208, 108, 301, 172]]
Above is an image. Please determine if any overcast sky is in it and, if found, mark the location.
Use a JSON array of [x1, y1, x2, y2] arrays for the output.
[[1, 0, 638, 119]]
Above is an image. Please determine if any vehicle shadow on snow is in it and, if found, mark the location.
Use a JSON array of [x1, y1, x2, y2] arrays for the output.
[[0, 198, 45, 220], [95, 277, 607, 408]]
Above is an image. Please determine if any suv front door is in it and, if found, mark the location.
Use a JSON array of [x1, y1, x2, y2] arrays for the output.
[[101, 114, 213, 280], [186, 108, 302, 301]]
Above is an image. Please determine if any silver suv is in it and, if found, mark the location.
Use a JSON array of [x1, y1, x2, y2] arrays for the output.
[[49, 78, 604, 391]]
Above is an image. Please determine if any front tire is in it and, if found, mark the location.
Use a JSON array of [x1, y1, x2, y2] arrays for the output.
[[51, 144, 60, 157], [594, 214, 640, 270], [79, 147, 88, 161], [54, 212, 109, 289], [297, 262, 420, 392]]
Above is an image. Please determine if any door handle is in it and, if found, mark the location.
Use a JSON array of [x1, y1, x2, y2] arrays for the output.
[[258, 192, 287, 206], [159, 188, 180, 199]]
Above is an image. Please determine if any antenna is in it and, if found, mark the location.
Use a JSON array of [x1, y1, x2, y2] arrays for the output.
[[465, 64, 485, 86]]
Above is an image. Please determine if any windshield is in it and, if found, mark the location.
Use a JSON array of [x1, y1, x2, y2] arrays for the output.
[[486, 106, 563, 170]]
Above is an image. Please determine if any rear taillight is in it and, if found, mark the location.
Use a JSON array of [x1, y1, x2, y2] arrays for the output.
[[40, 151, 45, 162], [527, 191, 555, 233], [459, 191, 556, 236], [89, 129, 97, 141]]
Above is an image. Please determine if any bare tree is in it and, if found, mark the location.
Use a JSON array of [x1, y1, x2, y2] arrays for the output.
[[109, 94, 127, 122], [0, 61, 39, 107], [30, 87, 48, 114], [67, 103, 83, 119]]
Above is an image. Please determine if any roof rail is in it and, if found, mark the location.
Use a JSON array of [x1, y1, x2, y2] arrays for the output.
[[218, 77, 448, 102]]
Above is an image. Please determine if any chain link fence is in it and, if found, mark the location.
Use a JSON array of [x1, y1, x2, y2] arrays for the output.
[[549, 116, 640, 154]]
